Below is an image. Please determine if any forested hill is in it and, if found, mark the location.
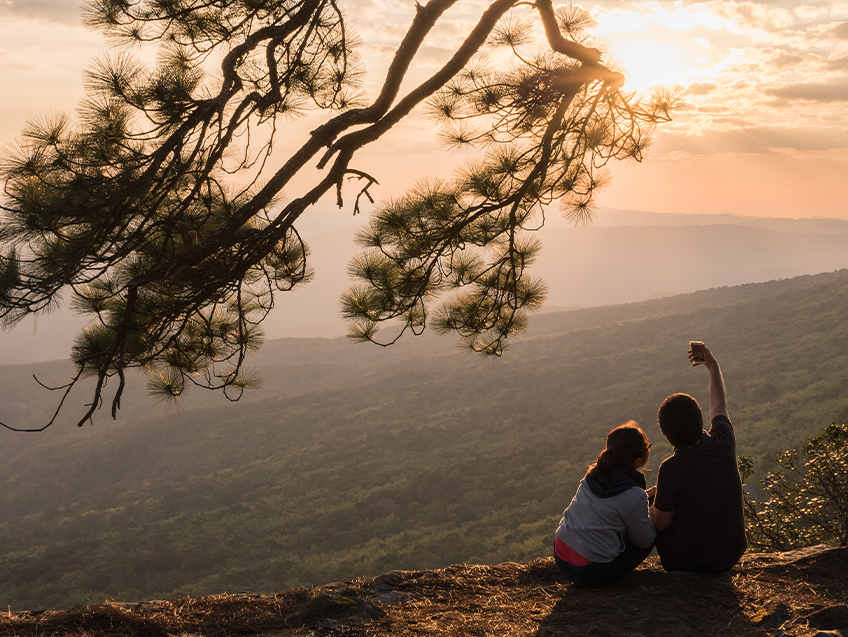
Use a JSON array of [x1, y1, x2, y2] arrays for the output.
[[1, 269, 847, 610]]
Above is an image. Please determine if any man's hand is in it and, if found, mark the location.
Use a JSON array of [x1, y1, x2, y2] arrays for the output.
[[689, 343, 717, 369], [689, 342, 728, 420], [645, 486, 657, 498]]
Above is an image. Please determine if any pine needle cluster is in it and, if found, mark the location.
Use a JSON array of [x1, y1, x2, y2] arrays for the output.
[[342, 5, 681, 354], [0, 0, 679, 426], [1, 0, 358, 424]]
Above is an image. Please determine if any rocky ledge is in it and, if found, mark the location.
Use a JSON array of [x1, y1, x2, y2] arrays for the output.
[[1, 545, 846, 637]]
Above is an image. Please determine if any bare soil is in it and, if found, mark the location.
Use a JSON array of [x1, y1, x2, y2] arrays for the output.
[[1, 546, 846, 637]]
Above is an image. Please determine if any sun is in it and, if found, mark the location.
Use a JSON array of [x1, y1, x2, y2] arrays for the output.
[[606, 39, 691, 94]]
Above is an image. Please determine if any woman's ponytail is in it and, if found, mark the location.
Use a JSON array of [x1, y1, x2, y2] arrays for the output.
[[586, 421, 650, 478]]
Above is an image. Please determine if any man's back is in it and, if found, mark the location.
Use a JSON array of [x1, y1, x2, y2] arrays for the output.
[[654, 414, 747, 572]]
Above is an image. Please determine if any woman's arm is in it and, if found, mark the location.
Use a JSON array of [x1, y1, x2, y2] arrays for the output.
[[624, 490, 658, 549]]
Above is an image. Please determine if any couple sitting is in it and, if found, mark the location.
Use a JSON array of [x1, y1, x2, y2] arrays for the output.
[[554, 343, 747, 587]]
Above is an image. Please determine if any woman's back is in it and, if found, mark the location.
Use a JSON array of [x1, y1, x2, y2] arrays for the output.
[[553, 421, 656, 587], [557, 471, 655, 562]]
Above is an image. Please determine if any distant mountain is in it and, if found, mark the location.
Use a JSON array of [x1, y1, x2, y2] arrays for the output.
[[591, 207, 848, 234], [1, 269, 847, 609], [535, 222, 848, 307], [2, 209, 848, 363]]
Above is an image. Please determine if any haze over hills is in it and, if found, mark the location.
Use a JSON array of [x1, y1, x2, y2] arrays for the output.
[[1, 269, 847, 610], [2, 208, 848, 363]]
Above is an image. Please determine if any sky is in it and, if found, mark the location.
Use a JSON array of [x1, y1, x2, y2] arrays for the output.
[[1, 0, 848, 359], [0, 0, 846, 365], [1, 0, 846, 223]]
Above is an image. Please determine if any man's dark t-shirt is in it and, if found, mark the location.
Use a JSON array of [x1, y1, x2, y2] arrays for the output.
[[654, 415, 747, 573]]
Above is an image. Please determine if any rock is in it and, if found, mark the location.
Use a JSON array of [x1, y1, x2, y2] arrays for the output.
[[371, 571, 409, 586], [286, 593, 385, 624], [369, 571, 410, 592], [804, 605, 848, 631], [374, 591, 404, 605], [770, 545, 833, 564], [751, 600, 790, 629]]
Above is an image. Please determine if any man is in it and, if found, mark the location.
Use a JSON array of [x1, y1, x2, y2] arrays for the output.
[[651, 343, 747, 573]]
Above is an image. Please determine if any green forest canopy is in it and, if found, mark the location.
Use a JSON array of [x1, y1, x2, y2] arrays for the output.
[[1, 269, 846, 609]]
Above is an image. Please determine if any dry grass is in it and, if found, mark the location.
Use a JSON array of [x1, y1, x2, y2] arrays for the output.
[[1, 546, 845, 637]]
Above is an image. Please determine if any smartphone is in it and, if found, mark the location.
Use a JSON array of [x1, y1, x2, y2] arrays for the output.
[[689, 341, 705, 362]]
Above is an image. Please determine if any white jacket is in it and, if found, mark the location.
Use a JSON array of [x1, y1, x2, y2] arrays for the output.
[[555, 477, 656, 563]]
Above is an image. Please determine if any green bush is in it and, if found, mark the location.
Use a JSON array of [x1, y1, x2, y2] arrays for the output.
[[739, 423, 848, 551]]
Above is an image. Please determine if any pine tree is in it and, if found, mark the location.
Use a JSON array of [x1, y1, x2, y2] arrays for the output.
[[0, 0, 679, 427]]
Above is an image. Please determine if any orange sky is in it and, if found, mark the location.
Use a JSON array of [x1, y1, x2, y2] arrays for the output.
[[591, 0, 848, 217], [1, 1, 847, 359], [0, 0, 847, 222], [349, 0, 848, 220]]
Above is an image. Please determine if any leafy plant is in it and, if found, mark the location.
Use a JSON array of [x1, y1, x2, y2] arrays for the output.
[[739, 423, 848, 551]]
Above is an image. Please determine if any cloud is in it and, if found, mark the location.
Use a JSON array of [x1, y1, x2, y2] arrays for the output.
[[0, 46, 44, 73], [712, 116, 755, 128], [835, 21, 848, 40], [592, 7, 653, 33], [695, 105, 734, 114], [655, 125, 848, 155], [828, 56, 848, 71], [767, 52, 807, 69], [686, 82, 717, 95], [0, 0, 81, 25], [692, 1, 798, 37], [764, 77, 848, 102]]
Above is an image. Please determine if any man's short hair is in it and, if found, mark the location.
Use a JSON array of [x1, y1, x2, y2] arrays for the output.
[[658, 393, 704, 448]]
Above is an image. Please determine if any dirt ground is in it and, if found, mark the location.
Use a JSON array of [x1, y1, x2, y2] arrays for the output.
[[1, 545, 846, 637]]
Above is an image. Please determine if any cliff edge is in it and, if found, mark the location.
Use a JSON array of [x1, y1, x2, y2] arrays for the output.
[[1, 545, 846, 637]]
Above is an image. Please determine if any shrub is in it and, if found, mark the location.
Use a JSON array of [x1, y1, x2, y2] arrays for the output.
[[739, 423, 848, 551]]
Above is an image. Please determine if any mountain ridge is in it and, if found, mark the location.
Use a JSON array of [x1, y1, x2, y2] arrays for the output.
[[3, 209, 848, 363]]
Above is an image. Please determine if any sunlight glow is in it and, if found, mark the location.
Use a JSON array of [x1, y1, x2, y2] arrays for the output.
[[608, 39, 692, 94]]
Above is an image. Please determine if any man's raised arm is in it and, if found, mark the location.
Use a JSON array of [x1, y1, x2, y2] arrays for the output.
[[690, 344, 728, 420]]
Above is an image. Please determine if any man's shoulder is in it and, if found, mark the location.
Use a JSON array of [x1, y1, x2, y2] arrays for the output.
[[708, 414, 736, 447], [656, 453, 683, 480], [710, 414, 733, 430]]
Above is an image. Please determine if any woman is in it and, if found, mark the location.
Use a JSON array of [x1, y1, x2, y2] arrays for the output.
[[554, 421, 657, 587]]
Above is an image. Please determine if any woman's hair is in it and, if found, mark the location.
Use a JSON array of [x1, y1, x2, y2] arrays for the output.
[[586, 421, 651, 478]]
